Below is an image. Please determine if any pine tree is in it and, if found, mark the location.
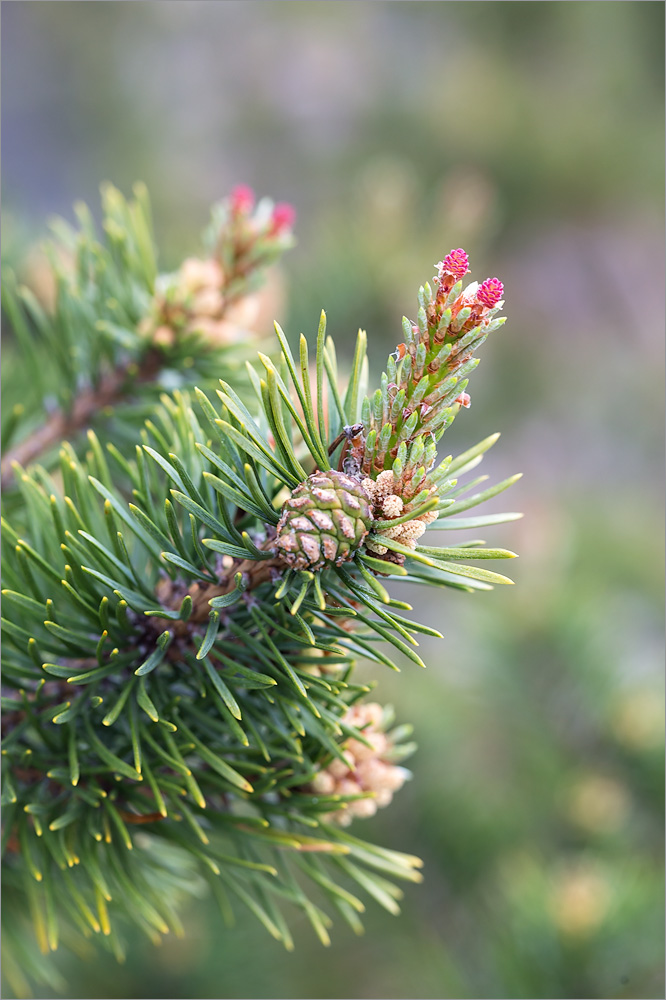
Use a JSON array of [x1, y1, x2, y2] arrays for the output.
[[1, 186, 520, 995]]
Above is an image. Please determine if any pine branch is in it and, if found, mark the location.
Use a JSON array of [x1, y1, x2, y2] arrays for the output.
[[2, 191, 520, 981]]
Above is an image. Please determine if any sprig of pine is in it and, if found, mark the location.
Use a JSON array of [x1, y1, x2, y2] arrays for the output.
[[2, 194, 520, 987]]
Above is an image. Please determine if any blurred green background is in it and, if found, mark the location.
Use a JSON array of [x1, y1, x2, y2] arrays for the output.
[[2, 2, 664, 998]]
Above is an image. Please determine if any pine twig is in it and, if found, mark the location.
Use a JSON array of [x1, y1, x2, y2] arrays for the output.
[[1, 352, 161, 490]]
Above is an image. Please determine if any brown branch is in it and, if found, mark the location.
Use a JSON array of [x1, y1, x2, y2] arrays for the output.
[[150, 550, 282, 639], [1, 351, 162, 491], [117, 809, 167, 825], [188, 556, 280, 623]]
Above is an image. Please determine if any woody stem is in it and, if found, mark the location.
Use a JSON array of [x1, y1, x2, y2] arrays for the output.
[[1, 350, 162, 490]]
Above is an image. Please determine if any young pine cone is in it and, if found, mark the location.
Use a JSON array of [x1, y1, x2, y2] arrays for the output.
[[275, 471, 373, 571]]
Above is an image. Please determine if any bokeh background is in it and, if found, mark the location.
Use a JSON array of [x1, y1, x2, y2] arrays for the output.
[[2, 2, 664, 998]]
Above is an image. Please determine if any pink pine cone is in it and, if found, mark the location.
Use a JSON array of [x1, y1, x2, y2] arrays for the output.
[[270, 202, 296, 235], [230, 184, 255, 215], [437, 248, 470, 282], [477, 277, 504, 309]]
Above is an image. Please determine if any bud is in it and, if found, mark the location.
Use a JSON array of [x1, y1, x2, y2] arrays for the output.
[[229, 184, 255, 215], [269, 202, 296, 236], [477, 277, 504, 309], [436, 248, 470, 284]]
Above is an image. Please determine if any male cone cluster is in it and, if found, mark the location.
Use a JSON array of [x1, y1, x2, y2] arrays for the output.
[[309, 702, 409, 825], [363, 469, 439, 557]]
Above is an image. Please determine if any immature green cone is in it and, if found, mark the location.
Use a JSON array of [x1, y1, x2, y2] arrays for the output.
[[275, 470, 373, 570]]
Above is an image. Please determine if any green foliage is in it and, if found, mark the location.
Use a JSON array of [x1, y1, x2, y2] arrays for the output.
[[1, 186, 518, 991], [1, 184, 294, 494]]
